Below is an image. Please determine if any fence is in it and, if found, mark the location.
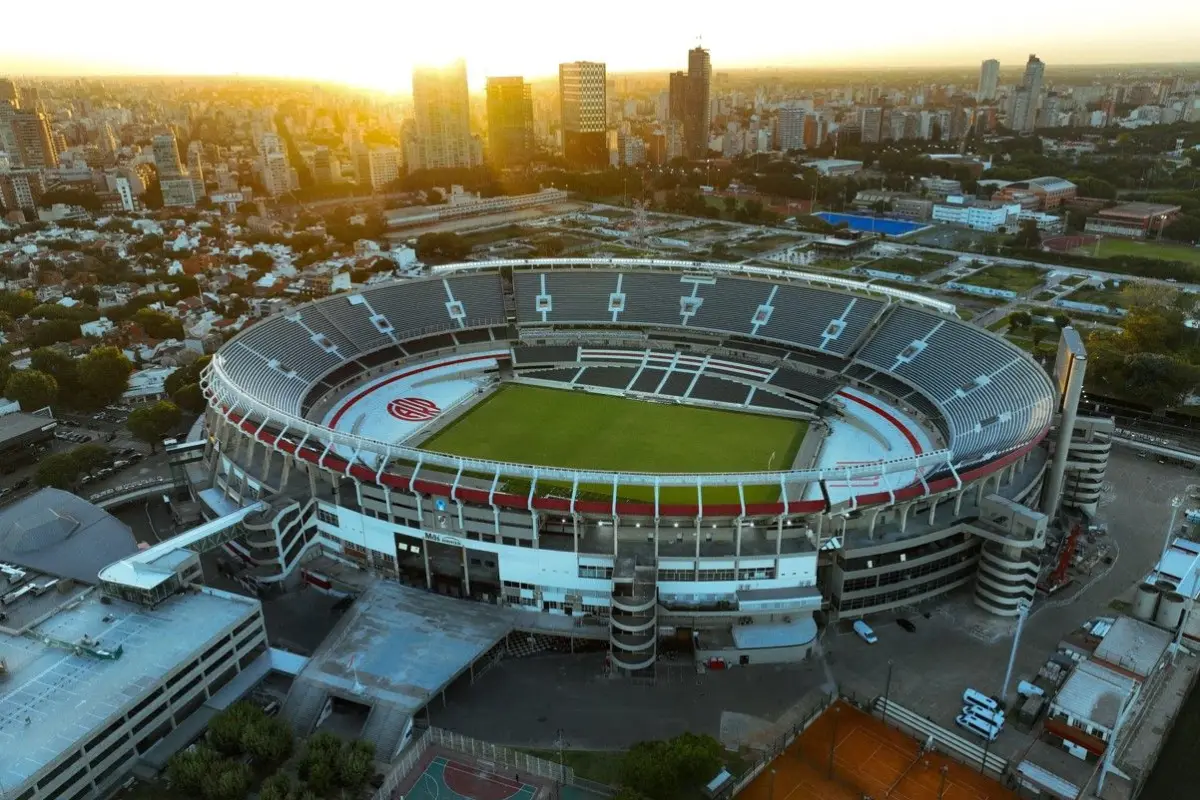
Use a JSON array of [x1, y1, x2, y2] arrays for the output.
[[372, 728, 434, 800], [372, 726, 616, 800], [427, 728, 575, 782], [729, 689, 838, 796], [872, 697, 1008, 778]]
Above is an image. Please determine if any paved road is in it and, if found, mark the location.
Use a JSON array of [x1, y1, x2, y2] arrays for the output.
[[830, 448, 1193, 760]]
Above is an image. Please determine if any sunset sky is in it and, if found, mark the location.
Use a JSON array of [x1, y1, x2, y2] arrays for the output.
[[4, 0, 1198, 92]]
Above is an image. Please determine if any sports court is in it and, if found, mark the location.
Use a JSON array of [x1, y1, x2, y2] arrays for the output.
[[739, 701, 1017, 800], [402, 754, 539, 800]]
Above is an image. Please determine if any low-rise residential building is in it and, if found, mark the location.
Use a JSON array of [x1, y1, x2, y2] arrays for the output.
[[851, 190, 933, 220]]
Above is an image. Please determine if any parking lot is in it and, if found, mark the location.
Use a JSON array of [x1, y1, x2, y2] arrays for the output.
[[827, 446, 1193, 758]]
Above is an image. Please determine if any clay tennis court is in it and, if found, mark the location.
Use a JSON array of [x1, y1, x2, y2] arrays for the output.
[[738, 701, 1017, 800]]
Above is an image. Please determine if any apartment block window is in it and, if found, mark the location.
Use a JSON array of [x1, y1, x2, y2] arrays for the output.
[[316, 508, 339, 525]]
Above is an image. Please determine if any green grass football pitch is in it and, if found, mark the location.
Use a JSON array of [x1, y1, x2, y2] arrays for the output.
[[421, 384, 809, 504], [1074, 237, 1200, 266]]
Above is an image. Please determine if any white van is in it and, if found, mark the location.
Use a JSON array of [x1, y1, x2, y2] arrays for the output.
[[853, 620, 878, 644], [963, 688, 1000, 714], [962, 704, 1005, 726], [956, 713, 1001, 742]]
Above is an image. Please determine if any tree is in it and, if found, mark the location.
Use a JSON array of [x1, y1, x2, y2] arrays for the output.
[[29, 319, 82, 348], [0, 290, 37, 317], [1006, 310, 1032, 331], [1165, 214, 1200, 245], [242, 250, 275, 270], [259, 773, 298, 800], [173, 383, 206, 414], [1011, 219, 1042, 250], [134, 308, 185, 340], [6, 369, 57, 411], [35, 452, 82, 489], [620, 733, 722, 800], [30, 348, 79, 395], [77, 346, 133, 407], [128, 400, 182, 451], [1030, 325, 1051, 351], [72, 444, 111, 478], [76, 286, 100, 306], [1053, 313, 1072, 330], [723, 196, 737, 213], [298, 732, 374, 796], [1121, 353, 1199, 410]]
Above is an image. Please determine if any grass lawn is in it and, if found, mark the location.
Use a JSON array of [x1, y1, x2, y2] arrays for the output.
[[423, 385, 808, 504], [1060, 274, 1087, 287], [1080, 237, 1200, 266], [461, 224, 528, 248], [1067, 285, 1127, 308], [959, 265, 1046, 293], [734, 233, 806, 254], [859, 256, 942, 276]]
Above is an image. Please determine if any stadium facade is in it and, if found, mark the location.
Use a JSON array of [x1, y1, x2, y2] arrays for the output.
[[199, 258, 1098, 674]]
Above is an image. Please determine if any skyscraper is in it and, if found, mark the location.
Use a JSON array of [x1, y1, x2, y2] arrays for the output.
[[0, 79, 16, 106], [977, 59, 1000, 102], [1012, 54, 1045, 134], [485, 76, 534, 168], [683, 47, 711, 159], [409, 60, 475, 172], [668, 71, 688, 123], [152, 132, 184, 178], [776, 107, 807, 151], [558, 61, 607, 168], [11, 109, 58, 168]]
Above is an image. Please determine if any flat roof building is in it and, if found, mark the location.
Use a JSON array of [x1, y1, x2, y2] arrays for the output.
[[1085, 202, 1182, 239], [0, 587, 266, 800]]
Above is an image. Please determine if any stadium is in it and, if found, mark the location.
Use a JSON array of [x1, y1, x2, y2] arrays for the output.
[[200, 257, 1069, 675]]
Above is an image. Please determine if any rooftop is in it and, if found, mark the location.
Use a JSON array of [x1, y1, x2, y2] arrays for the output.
[[0, 587, 259, 792], [0, 488, 138, 585], [1096, 202, 1182, 220], [1092, 616, 1171, 679], [1052, 659, 1137, 731], [293, 580, 513, 715], [1026, 176, 1077, 192], [0, 411, 57, 446]]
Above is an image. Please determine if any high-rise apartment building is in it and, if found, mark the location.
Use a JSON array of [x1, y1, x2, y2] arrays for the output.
[[668, 71, 688, 123], [11, 109, 58, 168], [776, 107, 807, 151], [366, 147, 402, 191], [485, 76, 534, 168], [262, 151, 293, 197], [409, 60, 475, 172], [683, 47, 712, 159], [312, 146, 334, 185], [152, 132, 184, 178], [1012, 54, 1045, 134], [0, 78, 16, 106], [558, 61, 607, 168], [186, 141, 204, 184], [859, 107, 884, 143], [978, 59, 1000, 102]]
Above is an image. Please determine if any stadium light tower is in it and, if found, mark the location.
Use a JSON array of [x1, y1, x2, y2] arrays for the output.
[[1000, 601, 1031, 705], [1042, 328, 1087, 520]]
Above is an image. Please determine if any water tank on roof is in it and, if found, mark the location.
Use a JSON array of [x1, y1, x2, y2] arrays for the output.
[[1156, 592, 1187, 630], [1132, 583, 1161, 621]]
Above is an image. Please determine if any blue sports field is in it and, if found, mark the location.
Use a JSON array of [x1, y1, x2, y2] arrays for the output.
[[814, 212, 927, 237]]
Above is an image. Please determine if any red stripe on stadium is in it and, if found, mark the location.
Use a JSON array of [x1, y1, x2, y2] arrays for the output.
[[387, 397, 441, 421]]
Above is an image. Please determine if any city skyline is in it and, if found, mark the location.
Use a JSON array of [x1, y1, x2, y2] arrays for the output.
[[3, 0, 1199, 91]]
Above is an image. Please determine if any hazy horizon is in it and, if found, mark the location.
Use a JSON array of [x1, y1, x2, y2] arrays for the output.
[[5, 0, 1199, 92]]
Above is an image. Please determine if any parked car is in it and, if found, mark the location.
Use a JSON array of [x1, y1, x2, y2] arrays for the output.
[[853, 620, 878, 644], [896, 618, 916, 633]]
